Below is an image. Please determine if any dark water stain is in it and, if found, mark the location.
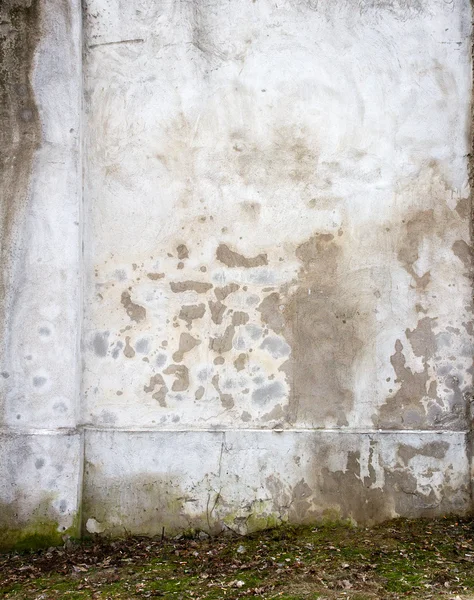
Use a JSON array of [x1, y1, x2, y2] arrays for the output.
[[258, 233, 368, 426], [397, 210, 435, 290], [405, 317, 437, 360], [0, 0, 42, 417], [216, 244, 267, 268], [375, 339, 437, 429], [398, 441, 449, 465], [376, 311, 468, 429], [452, 239, 472, 270]]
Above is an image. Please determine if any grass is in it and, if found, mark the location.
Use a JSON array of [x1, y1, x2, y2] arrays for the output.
[[1, 515, 474, 599]]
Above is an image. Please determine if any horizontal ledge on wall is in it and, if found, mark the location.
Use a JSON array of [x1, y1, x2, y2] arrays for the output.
[[1, 427, 470, 436], [83, 427, 469, 435]]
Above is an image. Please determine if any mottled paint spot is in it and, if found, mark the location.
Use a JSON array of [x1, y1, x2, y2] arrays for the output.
[[172, 332, 201, 362], [123, 336, 135, 358], [252, 381, 285, 406], [398, 441, 449, 465], [212, 373, 234, 408], [144, 374, 168, 407], [121, 290, 146, 322], [33, 376, 47, 387], [176, 244, 189, 259], [155, 353, 167, 368], [209, 325, 235, 354], [164, 364, 189, 391], [208, 300, 226, 324], [260, 336, 291, 359], [195, 386, 205, 400], [147, 272, 165, 280], [93, 331, 109, 357], [179, 303, 206, 327], [111, 340, 123, 359], [232, 311, 249, 326], [258, 233, 367, 426], [406, 317, 437, 360], [257, 292, 284, 334], [170, 280, 213, 293], [397, 210, 434, 290], [452, 239, 472, 269], [135, 338, 150, 354], [455, 197, 469, 220], [214, 283, 239, 301], [35, 458, 45, 469], [376, 339, 437, 428], [216, 243, 268, 268], [234, 353, 247, 371]]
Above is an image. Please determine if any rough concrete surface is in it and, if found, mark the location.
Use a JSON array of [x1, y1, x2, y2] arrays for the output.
[[0, 0, 473, 546]]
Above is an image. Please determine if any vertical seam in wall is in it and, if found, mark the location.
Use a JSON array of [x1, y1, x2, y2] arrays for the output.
[[78, 0, 86, 537], [468, 0, 474, 513]]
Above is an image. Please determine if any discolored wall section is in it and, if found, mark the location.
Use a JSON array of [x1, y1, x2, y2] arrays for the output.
[[1, 0, 474, 548], [80, 0, 474, 535], [0, 0, 83, 548]]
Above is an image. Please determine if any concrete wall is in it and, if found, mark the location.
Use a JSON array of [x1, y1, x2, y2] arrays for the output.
[[0, 0, 82, 548], [1, 0, 473, 547]]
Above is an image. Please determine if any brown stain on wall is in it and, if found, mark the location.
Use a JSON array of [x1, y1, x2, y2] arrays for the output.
[[375, 339, 437, 429], [397, 210, 435, 290], [258, 233, 368, 426], [214, 283, 239, 301], [209, 325, 235, 354], [208, 300, 226, 324], [0, 0, 42, 411], [178, 303, 206, 328], [452, 239, 472, 270], [216, 243, 267, 268], [170, 280, 213, 293], [211, 373, 234, 409], [143, 374, 168, 407], [172, 332, 201, 362], [163, 364, 189, 392], [121, 291, 146, 323]]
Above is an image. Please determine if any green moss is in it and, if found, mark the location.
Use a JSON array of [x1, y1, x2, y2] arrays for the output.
[[0, 511, 81, 552]]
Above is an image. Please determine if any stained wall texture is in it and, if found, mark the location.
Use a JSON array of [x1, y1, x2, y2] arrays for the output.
[[0, 0, 473, 548]]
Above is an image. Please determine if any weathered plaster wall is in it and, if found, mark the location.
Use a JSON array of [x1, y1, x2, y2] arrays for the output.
[[0, 0, 82, 548], [1, 0, 473, 548], [81, 0, 474, 534]]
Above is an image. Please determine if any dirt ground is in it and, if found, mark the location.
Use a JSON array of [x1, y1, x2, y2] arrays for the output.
[[1, 516, 474, 599]]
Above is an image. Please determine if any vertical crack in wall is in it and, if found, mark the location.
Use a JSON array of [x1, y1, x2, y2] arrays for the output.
[[0, 0, 42, 420]]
